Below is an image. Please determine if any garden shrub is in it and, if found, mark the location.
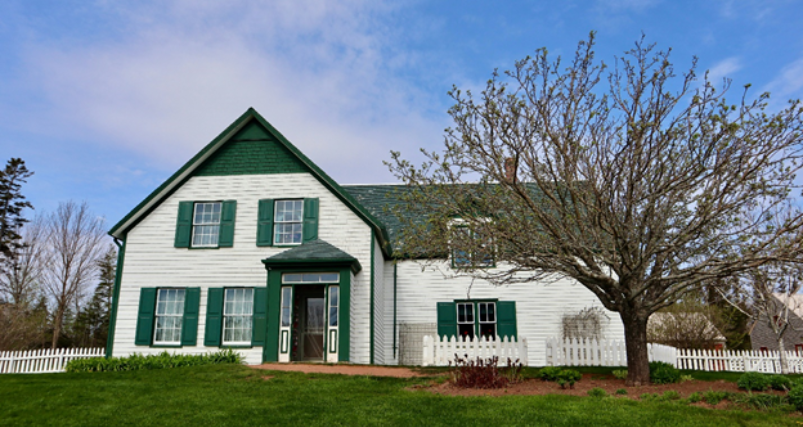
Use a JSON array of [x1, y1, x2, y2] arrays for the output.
[[660, 390, 681, 401], [64, 349, 243, 373], [555, 369, 582, 389], [449, 355, 522, 389], [703, 391, 730, 405], [587, 387, 607, 398], [680, 374, 693, 383], [768, 374, 792, 391], [745, 393, 786, 410], [539, 366, 563, 382], [612, 369, 627, 380], [687, 392, 703, 403], [788, 383, 803, 411], [615, 388, 627, 395], [649, 361, 681, 385], [737, 372, 769, 391]]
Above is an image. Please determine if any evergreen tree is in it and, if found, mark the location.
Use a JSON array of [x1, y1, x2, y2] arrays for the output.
[[73, 246, 116, 347], [0, 158, 33, 261]]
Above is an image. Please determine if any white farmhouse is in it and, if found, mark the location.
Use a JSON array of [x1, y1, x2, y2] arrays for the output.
[[106, 108, 625, 365]]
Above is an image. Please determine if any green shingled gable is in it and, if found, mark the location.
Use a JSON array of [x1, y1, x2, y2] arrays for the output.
[[194, 121, 308, 176], [342, 185, 418, 253]]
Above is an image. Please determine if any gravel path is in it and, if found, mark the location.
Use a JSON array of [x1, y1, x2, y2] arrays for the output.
[[252, 363, 428, 378]]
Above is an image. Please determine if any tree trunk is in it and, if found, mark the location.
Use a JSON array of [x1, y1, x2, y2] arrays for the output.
[[622, 313, 650, 386], [778, 335, 789, 374], [51, 305, 64, 349]]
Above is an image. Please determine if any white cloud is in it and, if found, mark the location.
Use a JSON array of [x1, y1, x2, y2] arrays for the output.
[[763, 58, 803, 101], [706, 57, 742, 86], [8, 0, 447, 183]]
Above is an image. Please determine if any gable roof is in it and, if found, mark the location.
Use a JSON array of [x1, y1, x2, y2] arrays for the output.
[[262, 239, 362, 273], [109, 108, 392, 256]]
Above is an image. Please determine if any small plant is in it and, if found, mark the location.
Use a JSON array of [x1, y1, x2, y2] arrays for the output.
[[680, 374, 693, 383], [649, 361, 681, 385], [449, 355, 522, 389], [687, 392, 703, 403], [555, 369, 582, 389], [588, 387, 607, 398], [660, 390, 681, 401], [745, 393, 786, 410], [703, 390, 730, 405], [539, 366, 563, 382], [768, 374, 792, 391], [615, 388, 627, 395], [788, 383, 803, 411], [64, 349, 243, 373], [640, 393, 658, 401], [737, 372, 769, 391], [612, 369, 627, 380]]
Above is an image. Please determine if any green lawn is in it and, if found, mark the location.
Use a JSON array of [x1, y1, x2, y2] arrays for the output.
[[0, 364, 798, 426]]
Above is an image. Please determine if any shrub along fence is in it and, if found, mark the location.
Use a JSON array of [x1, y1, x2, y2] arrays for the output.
[[422, 335, 528, 366], [0, 348, 104, 374], [545, 338, 803, 373]]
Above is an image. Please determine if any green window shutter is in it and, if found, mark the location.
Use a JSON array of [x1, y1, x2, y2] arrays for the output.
[[256, 199, 274, 247], [182, 288, 201, 346], [218, 200, 237, 247], [436, 302, 457, 339], [497, 301, 517, 340], [204, 288, 224, 347], [135, 288, 157, 345], [252, 287, 268, 346], [303, 198, 319, 242], [174, 202, 194, 248]]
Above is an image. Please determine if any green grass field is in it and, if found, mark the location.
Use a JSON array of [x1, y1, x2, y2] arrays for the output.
[[0, 364, 799, 426]]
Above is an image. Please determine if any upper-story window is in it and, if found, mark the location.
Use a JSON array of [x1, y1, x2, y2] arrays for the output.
[[192, 202, 221, 247], [274, 200, 303, 245], [452, 225, 494, 268]]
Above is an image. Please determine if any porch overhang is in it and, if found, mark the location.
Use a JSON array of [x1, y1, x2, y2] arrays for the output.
[[261, 239, 362, 274]]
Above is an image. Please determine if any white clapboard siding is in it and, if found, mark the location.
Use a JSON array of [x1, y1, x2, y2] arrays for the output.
[[676, 348, 803, 373], [392, 260, 626, 366], [422, 335, 528, 366], [0, 348, 104, 374], [114, 174, 373, 365], [545, 338, 677, 367]]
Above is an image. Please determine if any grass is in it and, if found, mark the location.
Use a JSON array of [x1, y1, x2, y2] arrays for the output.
[[0, 364, 799, 426]]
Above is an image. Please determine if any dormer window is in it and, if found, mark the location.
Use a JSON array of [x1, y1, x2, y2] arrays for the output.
[[451, 225, 494, 268]]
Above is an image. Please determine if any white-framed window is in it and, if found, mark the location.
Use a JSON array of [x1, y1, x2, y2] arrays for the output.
[[451, 225, 494, 268], [478, 302, 496, 339], [274, 200, 303, 245], [457, 302, 475, 339], [192, 202, 221, 247], [223, 288, 254, 345], [154, 289, 185, 345], [329, 286, 339, 327], [282, 272, 340, 284]]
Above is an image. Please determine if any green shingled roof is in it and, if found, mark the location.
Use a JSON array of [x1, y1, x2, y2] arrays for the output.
[[342, 185, 420, 252], [262, 239, 362, 273]]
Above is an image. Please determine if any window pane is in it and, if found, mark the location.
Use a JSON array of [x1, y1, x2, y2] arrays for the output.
[[329, 286, 339, 307], [480, 323, 495, 339], [281, 308, 291, 327], [458, 324, 474, 339], [329, 307, 338, 327]]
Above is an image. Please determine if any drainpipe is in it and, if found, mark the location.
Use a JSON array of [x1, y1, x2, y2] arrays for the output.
[[393, 261, 398, 360]]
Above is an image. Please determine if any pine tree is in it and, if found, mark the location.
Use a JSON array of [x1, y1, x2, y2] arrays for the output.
[[73, 246, 116, 347], [0, 158, 33, 261]]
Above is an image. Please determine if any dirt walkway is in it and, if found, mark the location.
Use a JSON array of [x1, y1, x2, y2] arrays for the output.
[[252, 363, 429, 378]]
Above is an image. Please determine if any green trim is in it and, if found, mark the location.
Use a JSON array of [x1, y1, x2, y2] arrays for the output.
[[369, 230, 375, 365], [263, 267, 351, 363], [261, 258, 362, 274], [105, 236, 126, 359], [392, 261, 397, 359], [108, 108, 392, 257]]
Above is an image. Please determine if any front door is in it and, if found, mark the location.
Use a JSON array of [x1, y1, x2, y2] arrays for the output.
[[293, 285, 325, 361]]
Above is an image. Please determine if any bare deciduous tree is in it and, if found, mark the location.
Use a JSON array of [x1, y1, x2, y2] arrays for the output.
[[0, 215, 48, 308], [42, 201, 106, 349], [387, 34, 803, 385]]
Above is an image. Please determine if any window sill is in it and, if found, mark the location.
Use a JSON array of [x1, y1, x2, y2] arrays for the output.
[[150, 344, 183, 348], [221, 345, 254, 349], [188, 246, 220, 250]]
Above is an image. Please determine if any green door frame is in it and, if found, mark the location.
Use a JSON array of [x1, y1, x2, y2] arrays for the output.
[[263, 267, 351, 363]]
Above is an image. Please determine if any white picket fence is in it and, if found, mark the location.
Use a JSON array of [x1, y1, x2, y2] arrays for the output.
[[545, 338, 676, 367], [676, 348, 803, 373], [0, 348, 104, 374], [422, 335, 528, 366]]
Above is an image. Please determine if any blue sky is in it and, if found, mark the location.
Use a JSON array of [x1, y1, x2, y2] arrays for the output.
[[1, 0, 802, 229]]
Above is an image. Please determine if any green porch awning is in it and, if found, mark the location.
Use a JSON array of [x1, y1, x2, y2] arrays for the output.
[[261, 239, 362, 274]]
